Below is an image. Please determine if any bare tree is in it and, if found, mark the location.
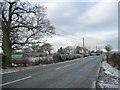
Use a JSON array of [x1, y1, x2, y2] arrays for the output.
[[57, 47, 63, 54], [105, 44, 112, 63], [74, 46, 82, 54], [0, 8, 2, 46], [64, 46, 72, 54], [1, 1, 55, 67], [41, 43, 52, 55]]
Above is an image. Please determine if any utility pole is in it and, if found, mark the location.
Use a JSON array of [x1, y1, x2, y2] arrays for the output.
[[96, 46, 97, 51], [83, 37, 85, 55]]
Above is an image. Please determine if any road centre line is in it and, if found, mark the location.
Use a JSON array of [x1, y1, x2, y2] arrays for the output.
[[0, 76, 32, 86], [56, 63, 76, 70], [56, 59, 79, 64]]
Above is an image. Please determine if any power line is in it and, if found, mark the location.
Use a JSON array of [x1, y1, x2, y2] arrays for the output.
[[54, 27, 83, 44]]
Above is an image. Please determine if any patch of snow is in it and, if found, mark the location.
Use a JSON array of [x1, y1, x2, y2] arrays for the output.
[[102, 61, 120, 79], [98, 83, 119, 88], [96, 61, 120, 89]]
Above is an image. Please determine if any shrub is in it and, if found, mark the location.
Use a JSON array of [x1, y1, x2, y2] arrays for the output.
[[12, 58, 30, 67], [53, 54, 81, 62], [53, 54, 62, 62]]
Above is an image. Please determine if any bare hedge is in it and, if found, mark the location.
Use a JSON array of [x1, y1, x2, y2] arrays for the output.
[[11, 54, 82, 67], [109, 52, 120, 69]]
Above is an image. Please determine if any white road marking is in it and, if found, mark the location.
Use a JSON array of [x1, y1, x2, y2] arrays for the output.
[[1, 70, 19, 75], [42, 65, 47, 66], [91, 81, 96, 88], [1, 66, 40, 75], [0, 76, 32, 86], [56, 63, 76, 70], [55, 58, 81, 65]]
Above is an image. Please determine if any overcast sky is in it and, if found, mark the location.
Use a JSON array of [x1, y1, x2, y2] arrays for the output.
[[41, 0, 118, 51], [0, 0, 119, 53]]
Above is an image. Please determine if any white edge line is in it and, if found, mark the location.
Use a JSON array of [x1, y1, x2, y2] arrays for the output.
[[91, 58, 103, 88], [56, 63, 76, 70], [0, 76, 32, 86], [1, 70, 20, 75], [91, 81, 96, 88], [1, 66, 40, 75]]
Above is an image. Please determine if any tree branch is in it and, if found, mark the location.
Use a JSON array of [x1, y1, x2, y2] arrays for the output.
[[2, 10, 7, 24], [11, 25, 34, 30]]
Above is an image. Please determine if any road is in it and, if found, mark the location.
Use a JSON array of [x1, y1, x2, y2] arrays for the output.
[[1, 55, 105, 88]]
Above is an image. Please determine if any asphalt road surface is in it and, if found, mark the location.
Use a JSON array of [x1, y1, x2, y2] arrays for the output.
[[1, 55, 105, 88]]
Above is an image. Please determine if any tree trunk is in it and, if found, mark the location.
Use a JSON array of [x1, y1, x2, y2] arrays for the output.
[[2, 27, 12, 67], [2, 3, 13, 67], [106, 55, 109, 63], [106, 52, 110, 63]]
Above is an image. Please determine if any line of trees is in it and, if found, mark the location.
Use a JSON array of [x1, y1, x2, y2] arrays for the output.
[[1, 1, 55, 67], [57, 46, 92, 55]]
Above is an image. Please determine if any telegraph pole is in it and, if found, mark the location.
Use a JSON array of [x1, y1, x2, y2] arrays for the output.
[[96, 46, 97, 51], [83, 37, 85, 55]]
